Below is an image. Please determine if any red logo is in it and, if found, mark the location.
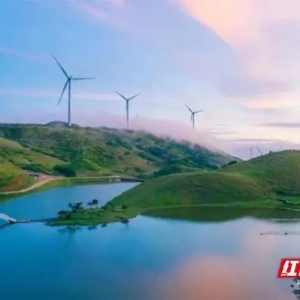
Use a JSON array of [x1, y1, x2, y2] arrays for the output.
[[278, 259, 300, 278]]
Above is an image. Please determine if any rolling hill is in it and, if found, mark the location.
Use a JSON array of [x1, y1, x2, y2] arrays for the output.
[[222, 150, 300, 195], [0, 123, 236, 191], [111, 171, 270, 208], [111, 150, 300, 210]]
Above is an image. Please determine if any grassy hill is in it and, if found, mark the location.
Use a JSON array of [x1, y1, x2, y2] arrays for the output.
[[222, 150, 300, 195], [0, 123, 235, 191], [111, 171, 271, 208], [111, 150, 300, 211]]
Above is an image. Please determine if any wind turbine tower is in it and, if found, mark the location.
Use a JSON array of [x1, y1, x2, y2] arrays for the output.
[[185, 104, 203, 129], [52, 55, 94, 127], [115, 91, 140, 128]]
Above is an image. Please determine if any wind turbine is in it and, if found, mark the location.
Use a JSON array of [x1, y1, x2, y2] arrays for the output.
[[185, 104, 203, 129], [115, 91, 140, 128], [52, 54, 94, 127]]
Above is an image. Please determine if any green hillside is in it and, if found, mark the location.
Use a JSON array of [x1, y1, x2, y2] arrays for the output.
[[111, 171, 271, 208], [111, 150, 300, 212], [222, 150, 300, 195], [0, 158, 34, 192], [0, 123, 235, 191], [0, 137, 64, 191]]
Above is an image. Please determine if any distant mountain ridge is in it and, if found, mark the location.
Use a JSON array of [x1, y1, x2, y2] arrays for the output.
[[0, 123, 238, 191]]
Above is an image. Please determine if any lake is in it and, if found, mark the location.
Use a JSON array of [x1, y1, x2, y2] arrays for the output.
[[0, 182, 299, 300]]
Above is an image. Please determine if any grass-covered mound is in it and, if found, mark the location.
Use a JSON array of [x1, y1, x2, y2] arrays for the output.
[[222, 150, 300, 195], [111, 171, 272, 208]]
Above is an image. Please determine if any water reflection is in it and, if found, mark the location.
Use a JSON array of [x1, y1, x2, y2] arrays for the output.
[[88, 225, 98, 231], [57, 225, 82, 234], [145, 206, 300, 224], [153, 227, 296, 300]]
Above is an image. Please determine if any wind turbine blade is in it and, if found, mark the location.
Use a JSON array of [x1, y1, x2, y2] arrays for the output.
[[256, 145, 263, 156], [57, 80, 69, 105], [72, 77, 95, 81], [115, 91, 128, 101], [194, 110, 203, 114], [128, 93, 140, 101], [185, 103, 193, 113], [190, 114, 193, 123], [52, 54, 69, 78]]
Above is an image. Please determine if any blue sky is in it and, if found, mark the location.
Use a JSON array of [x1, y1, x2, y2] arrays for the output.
[[1, 0, 300, 158]]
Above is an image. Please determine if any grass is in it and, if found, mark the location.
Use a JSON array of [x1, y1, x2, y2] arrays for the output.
[[222, 150, 300, 195], [0, 158, 35, 192], [111, 171, 272, 208], [0, 124, 236, 191]]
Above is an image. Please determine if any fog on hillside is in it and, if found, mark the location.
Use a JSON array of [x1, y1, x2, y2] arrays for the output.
[[9, 110, 234, 155]]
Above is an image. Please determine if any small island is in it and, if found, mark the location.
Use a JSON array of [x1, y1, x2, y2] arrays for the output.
[[50, 199, 140, 226]]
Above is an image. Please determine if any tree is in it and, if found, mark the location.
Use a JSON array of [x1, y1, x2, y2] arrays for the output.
[[87, 201, 92, 209], [68, 203, 74, 211], [68, 202, 82, 212], [53, 164, 76, 177], [74, 202, 83, 211], [58, 210, 67, 218], [91, 199, 99, 208]]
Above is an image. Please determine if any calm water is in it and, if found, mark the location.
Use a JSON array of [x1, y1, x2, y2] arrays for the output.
[[0, 182, 300, 300]]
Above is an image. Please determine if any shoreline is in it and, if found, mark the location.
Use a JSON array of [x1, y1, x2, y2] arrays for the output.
[[0, 176, 124, 200]]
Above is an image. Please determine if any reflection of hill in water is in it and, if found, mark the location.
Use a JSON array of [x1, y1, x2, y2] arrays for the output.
[[144, 207, 300, 223]]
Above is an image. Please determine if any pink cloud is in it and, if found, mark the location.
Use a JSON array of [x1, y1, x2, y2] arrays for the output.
[[177, 0, 300, 80], [68, 0, 128, 29], [233, 95, 297, 110], [177, 0, 255, 49]]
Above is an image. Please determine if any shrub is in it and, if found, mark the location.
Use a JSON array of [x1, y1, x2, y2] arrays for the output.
[[53, 164, 76, 177]]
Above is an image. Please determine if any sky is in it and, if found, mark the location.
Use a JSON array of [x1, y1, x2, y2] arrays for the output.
[[1, 0, 300, 159]]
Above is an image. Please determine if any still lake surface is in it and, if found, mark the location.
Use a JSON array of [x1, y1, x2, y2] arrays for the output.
[[0, 182, 300, 300]]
